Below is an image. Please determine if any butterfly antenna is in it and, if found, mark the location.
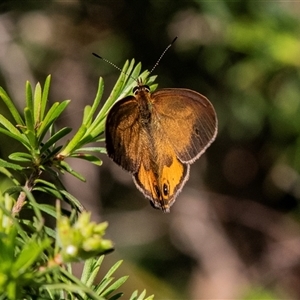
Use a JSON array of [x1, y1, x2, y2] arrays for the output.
[[149, 36, 178, 74], [93, 36, 177, 83], [92, 53, 124, 74], [92, 52, 137, 81]]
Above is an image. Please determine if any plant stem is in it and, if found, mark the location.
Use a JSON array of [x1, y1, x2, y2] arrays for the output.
[[12, 168, 42, 216]]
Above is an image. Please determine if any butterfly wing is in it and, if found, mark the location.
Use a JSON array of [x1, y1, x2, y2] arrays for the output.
[[105, 96, 144, 173], [133, 132, 189, 212], [151, 88, 218, 163]]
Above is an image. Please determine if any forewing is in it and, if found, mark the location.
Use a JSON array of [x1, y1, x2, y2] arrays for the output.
[[105, 96, 142, 173], [151, 88, 217, 163]]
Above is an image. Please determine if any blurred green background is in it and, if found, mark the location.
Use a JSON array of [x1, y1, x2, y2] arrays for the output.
[[1, 1, 300, 299]]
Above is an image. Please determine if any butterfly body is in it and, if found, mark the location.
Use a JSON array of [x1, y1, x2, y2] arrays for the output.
[[105, 84, 217, 213]]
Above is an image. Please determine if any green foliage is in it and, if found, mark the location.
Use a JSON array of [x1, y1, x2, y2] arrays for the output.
[[0, 61, 155, 299], [242, 286, 279, 300], [57, 210, 113, 262]]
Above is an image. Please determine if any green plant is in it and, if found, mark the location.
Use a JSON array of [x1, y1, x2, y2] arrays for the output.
[[0, 59, 157, 299]]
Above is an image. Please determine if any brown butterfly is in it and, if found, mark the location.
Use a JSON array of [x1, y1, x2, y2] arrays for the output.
[[105, 80, 217, 213]]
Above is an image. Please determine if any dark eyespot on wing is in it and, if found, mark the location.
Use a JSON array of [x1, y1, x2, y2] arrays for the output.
[[163, 182, 169, 197], [154, 184, 161, 198]]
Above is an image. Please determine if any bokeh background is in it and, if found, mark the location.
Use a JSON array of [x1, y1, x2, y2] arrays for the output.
[[1, 1, 300, 299]]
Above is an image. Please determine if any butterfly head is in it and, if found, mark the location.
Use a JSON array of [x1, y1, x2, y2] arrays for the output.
[[133, 83, 150, 95]]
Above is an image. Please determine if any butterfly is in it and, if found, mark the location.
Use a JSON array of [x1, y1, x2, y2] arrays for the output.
[[105, 79, 217, 212]]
